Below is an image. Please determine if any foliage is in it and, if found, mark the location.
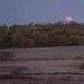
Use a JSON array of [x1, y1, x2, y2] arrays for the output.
[[0, 22, 84, 48]]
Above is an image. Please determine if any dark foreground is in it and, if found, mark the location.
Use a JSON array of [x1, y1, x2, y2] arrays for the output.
[[0, 46, 84, 84], [0, 73, 84, 84]]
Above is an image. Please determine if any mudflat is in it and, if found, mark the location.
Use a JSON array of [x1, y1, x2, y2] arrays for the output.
[[0, 46, 84, 84]]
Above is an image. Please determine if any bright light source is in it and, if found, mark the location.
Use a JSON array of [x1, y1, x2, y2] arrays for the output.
[[64, 16, 73, 23]]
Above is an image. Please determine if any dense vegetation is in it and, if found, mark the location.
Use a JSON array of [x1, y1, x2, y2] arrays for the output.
[[0, 22, 84, 48]]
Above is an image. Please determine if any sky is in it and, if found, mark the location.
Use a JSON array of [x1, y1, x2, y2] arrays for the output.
[[0, 0, 84, 25]]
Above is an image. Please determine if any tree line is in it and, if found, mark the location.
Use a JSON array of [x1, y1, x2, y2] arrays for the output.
[[0, 22, 84, 48]]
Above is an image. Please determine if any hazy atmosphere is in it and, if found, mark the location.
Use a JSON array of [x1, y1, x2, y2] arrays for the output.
[[0, 0, 84, 25], [0, 1, 84, 84]]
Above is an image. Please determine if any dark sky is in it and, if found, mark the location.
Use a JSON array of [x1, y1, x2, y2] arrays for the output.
[[0, 0, 84, 25]]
